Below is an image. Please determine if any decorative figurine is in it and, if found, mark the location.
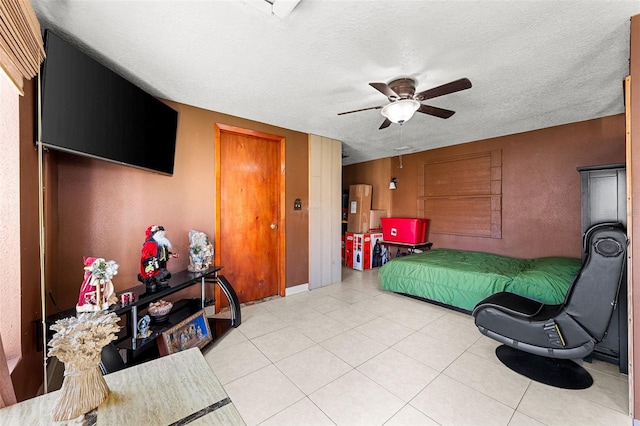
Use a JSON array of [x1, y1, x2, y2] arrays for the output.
[[48, 312, 120, 421], [187, 229, 214, 272], [372, 239, 382, 268], [76, 257, 119, 312], [137, 315, 152, 339], [138, 225, 178, 292]]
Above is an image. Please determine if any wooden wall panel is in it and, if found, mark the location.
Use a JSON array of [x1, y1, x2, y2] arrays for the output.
[[422, 198, 492, 237], [424, 155, 492, 197], [420, 151, 501, 238]]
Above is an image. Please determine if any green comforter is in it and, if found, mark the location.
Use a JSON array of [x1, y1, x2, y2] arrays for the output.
[[378, 248, 581, 312]]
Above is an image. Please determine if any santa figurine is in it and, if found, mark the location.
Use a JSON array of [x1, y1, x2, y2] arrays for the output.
[[138, 225, 178, 292]]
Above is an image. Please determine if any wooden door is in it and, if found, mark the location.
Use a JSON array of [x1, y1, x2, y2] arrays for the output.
[[215, 124, 285, 306]]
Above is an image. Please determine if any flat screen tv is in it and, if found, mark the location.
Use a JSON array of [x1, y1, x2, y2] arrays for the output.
[[40, 30, 178, 175]]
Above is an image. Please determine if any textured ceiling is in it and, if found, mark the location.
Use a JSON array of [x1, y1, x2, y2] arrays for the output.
[[32, 1, 640, 165]]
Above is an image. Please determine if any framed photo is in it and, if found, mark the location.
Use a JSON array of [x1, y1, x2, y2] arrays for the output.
[[159, 310, 212, 356]]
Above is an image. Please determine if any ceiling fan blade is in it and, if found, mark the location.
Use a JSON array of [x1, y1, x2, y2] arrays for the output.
[[415, 78, 472, 101], [370, 82, 400, 100], [379, 118, 392, 129], [338, 105, 384, 115], [417, 104, 456, 119]]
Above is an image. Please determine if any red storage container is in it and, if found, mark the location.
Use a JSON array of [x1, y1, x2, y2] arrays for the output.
[[381, 218, 429, 244]]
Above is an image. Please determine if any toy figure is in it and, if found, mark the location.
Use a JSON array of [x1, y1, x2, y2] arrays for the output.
[[372, 240, 382, 267], [138, 225, 178, 292], [137, 315, 151, 339], [76, 257, 118, 312]]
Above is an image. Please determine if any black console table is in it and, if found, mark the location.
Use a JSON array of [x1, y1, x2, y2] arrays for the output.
[[44, 266, 241, 365], [381, 241, 433, 257]]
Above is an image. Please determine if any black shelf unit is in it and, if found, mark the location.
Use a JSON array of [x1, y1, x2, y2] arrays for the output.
[[577, 163, 628, 373], [44, 266, 242, 366]]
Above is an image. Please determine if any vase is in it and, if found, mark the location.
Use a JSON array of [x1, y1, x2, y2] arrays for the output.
[[52, 362, 110, 421]]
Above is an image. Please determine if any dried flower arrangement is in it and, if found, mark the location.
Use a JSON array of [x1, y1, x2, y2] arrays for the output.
[[48, 311, 121, 421]]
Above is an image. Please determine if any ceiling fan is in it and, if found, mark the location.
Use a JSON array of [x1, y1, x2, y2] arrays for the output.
[[338, 77, 472, 129]]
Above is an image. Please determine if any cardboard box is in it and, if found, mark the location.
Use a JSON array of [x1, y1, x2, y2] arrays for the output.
[[347, 184, 372, 233], [347, 232, 384, 270], [344, 232, 355, 267], [381, 218, 429, 244], [369, 209, 387, 231]]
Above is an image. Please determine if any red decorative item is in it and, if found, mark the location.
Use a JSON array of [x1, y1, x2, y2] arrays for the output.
[[138, 225, 178, 292]]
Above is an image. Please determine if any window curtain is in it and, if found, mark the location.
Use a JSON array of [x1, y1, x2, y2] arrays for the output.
[[0, 0, 45, 95]]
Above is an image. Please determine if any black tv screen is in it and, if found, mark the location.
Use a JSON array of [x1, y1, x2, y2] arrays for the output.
[[40, 30, 178, 175]]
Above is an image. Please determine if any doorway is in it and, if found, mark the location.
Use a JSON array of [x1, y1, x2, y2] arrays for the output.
[[214, 124, 285, 308]]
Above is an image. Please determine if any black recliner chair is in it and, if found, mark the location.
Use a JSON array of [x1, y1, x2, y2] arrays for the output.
[[472, 222, 627, 388]]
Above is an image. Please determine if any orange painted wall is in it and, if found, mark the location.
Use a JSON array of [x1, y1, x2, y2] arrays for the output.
[[343, 114, 625, 259], [49, 102, 309, 312]]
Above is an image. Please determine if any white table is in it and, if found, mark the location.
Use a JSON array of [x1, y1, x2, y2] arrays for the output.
[[0, 348, 244, 425]]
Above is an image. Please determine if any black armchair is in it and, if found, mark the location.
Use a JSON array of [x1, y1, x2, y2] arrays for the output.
[[472, 222, 627, 388]]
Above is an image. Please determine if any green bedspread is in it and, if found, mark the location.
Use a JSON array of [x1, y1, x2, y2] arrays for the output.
[[378, 248, 581, 312]]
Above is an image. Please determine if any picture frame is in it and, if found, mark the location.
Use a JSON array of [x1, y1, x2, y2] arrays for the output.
[[159, 310, 212, 356]]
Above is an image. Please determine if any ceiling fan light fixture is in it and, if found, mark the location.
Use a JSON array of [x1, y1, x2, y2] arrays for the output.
[[381, 99, 420, 124]]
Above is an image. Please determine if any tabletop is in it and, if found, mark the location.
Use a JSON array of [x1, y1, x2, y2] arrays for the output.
[[0, 348, 244, 425]]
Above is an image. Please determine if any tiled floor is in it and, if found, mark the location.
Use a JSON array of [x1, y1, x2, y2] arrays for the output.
[[203, 268, 630, 426]]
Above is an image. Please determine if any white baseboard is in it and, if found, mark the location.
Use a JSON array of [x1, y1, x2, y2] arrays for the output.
[[286, 283, 309, 296]]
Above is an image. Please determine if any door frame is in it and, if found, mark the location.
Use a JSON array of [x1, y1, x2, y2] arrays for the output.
[[214, 123, 286, 308]]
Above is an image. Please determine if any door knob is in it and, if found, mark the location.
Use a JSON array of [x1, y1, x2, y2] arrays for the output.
[[270, 223, 278, 229]]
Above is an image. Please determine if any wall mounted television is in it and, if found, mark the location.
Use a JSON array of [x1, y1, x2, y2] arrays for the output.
[[39, 30, 178, 175]]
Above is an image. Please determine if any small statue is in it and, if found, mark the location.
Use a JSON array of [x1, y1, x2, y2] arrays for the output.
[[138, 225, 178, 292], [188, 230, 214, 272], [137, 315, 151, 339], [76, 257, 118, 312]]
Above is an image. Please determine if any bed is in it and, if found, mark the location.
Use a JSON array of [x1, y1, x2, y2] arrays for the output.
[[378, 248, 581, 312]]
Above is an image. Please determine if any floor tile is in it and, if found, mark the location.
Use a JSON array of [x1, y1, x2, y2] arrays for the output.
[[384, 404, 440, 426], [308, 295, 351, 314], [237, 302, 269, 321], [214, 269, 630, 426], [575, 367, 629, 414], [325, 304, 378, 328], [321, 329, 387, 367], [410, 374, 514, 426], [466, 335, 502, 364], [275, 344, 352, 394], [392, 331, 465, 372], [381, 305, 444, 331], [309, 369, 405, 426], [292, 312, 351, 343], [508, 411, 545, 426], [419, 311, 481, 349], [583, 357, 628, 379], [251, 326, 316, 363], [517, 381, 630, 425], [259, 397, 334, 426], [237, 311, 288, 339], [354, 316, 414, 347], [206, 327, 247, 353], [443, 351, 530, 408], [224, 364, 304, 425], [357, 348, 439, 402], [204, 340, 271, 384], [259, 294, 306, 312], [351, 295, 398, 315]]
